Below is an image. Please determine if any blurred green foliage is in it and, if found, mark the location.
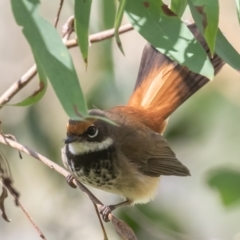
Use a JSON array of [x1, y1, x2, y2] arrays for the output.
[[1, 0, 240, 240], [118, 204, 186, 240], [207, 168, 240, 206]]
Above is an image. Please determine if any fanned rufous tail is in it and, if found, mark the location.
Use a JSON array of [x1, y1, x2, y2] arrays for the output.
[[127, 24, 225, 134]]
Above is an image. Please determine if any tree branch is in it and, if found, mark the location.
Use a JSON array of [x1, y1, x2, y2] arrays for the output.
[[0, 134, 69, 178], [54, 0, 64, 28], [0, 65, 37, 109], [17, 200, 47, 240], [0, 134, 137, 240], [0, 23, 133, 109]]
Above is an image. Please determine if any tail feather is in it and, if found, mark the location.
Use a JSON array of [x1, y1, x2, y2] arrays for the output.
[[128, 24, 225, 125]]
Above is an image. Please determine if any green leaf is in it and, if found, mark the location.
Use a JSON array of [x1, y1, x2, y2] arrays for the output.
[[10, 0, 88, 119], [188, 0, 240, 72], [74, 0, 92, 66], [114, 0, 127, 54], [170, 0, 187, 18], [187, 0, 204, 32], [125, 0, 214, 79], [207, 168, 240, 206], [118, 204, 186, 237], [202, 0, 219, 55], [13, 58, 47, 106], [215, 30, 240, 72], [236, 0, 240, 25], [188, 0, 219, 55], [138, 205, 185, 233]]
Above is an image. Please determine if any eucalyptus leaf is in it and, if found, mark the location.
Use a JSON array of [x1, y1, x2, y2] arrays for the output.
[[74, 0, 92, 65], [215, 30, 240, 72], [11, 0, 88, 119], [188, 0, 219, 55], [13, 58, 47, 106], [188, 0, 240, 72], [114, 0, 127, 54], [236, 0, 240, 25], [125, 0, 214, 79], [170, 0, 187, 18]]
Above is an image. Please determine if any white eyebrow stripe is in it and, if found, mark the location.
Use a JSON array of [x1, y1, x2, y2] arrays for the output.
[[68, 137, 113, 155]]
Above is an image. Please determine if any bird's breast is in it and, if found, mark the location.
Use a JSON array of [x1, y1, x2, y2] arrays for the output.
[[65, 144, 119, 191], [62, 142, 160, 203]]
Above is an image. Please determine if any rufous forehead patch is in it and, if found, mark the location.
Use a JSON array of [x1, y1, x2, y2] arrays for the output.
[[67, 119, 96, 135]]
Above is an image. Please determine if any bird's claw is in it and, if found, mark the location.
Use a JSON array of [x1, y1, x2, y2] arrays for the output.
[[99, 205, 114, 222], [66, 174, 77, 188]]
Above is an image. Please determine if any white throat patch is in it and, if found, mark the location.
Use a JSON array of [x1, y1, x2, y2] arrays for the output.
[[68, 137, 113, 155]]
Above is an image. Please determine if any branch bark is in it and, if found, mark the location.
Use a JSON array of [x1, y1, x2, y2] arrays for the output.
[[0, 134, 137, 240], [0, 24, 133, 109]]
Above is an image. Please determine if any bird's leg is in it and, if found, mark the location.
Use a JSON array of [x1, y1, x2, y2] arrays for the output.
[[66, 174, 77, 188], [66, 174, 132, 222], [99, 199, 132, 222]]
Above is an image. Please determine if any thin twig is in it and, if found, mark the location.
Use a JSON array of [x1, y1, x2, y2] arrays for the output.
[[62, 16, 74, 41], [74, 179, 103, 206], [0, 135, 69, 178], [0, 149, 46, 239], [54, 0, 64, 28], [91, 24, 133, 43], [0, 134, 110, 215], [66, 23, 133, 48], [0, 134, 138, 240], [0, 24, 133, 109], [93, 203, 108, 240], [0, 65, 37, 109], [1, 182, 47, 239], [18, 200, 47, 240]]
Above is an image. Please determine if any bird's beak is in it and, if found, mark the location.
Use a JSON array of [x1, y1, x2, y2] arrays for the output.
[[64, 135, 80, 144]]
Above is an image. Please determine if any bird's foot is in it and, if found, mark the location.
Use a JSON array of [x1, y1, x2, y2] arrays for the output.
[[66, 174, 77, 188], [99, 200, 132, 222], [99, 205, 115, 222]]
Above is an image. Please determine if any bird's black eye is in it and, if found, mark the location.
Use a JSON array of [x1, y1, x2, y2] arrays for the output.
[[87, 126, 98, 138]]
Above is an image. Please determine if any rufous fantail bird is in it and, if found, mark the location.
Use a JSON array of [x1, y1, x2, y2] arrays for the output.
[[61, 24, 225, 221]]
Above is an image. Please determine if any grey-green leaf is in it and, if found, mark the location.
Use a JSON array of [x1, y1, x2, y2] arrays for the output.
[[114, 0, 127, 54], [236, 0, 240, 25], [74, 0, 92, 65], [188, 0, 240, 72], [170, 0, 187, 18], [188, 0, 219, 56], [125, 0, 214, 79], [215, 30, 240, 72], [13, 58, 47, 106], [11, 0, 88, 119]]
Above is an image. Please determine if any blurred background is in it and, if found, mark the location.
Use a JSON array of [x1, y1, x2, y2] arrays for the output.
[[1, 0, 240, 239]]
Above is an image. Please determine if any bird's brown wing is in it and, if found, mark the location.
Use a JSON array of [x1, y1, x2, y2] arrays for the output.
[[140, 133, 190, 177], [119, 122, 190, 177]]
